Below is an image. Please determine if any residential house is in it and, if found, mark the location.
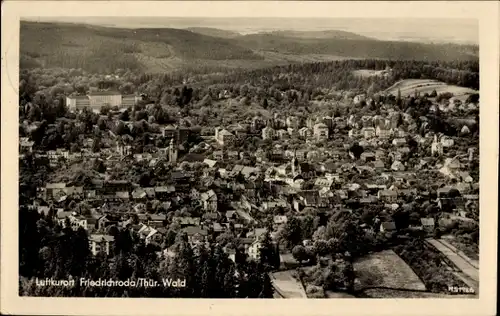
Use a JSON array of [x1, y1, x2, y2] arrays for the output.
[[361, 127, 376, 139], [203, 159, 217, 168], [155, 186, 175, 200], [440, 136, 454, 148], [89, 234, 114, 256], [360, 152, 376, 163], [273, 215, 288, 226], [228, 151, 239, 161], [459, 171, 473, 183], [298, 127, 312, 139], [148, 214, 167, 228], [372, 160, 385, 171], [213, 151, 224, 160], [182, 226, 208, 245], [44, 183, 67, 200], [131, 188, 147, 201], [286, 116, 300, 129], [247, 240, 262, 260], [353, 94, 366, 104], [378, 190, 398, 203], [314, 177, 334, 190], [19, 138, 35, 153], [201, 190, 218, 212], [375, 149, 386, 161], [375, 126, 392, 139], [380, 221, 397, 233], [262, 126, 276, 140], [421, 218, 435, 233], [392, 138, 407, 147], [439, 157, 462, 179], [391, 160, 406, 171], [276, 129, 289, 139], [215, 128, 235, 146], [313, 123, 329, 141], [173, 216, 201, 228]]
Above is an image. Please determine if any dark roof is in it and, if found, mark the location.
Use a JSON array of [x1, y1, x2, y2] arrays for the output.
[[88, 91, 121, 96], [67, 95, 89, 100], [182, 153, 206, 162], [381, 222, 396, 231], [182, 226, 208, 236]]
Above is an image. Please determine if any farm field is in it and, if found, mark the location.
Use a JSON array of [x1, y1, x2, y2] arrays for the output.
[[354, 249, 426, 291], [384, 79, 478, 100]]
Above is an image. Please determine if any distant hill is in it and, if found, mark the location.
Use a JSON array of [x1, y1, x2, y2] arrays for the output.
[[20, 21, 262, 73], [20, 21, 479, 74], [261, 30, 375, 40], [235, 33, 479, 62], [186, 27, 241, 38]]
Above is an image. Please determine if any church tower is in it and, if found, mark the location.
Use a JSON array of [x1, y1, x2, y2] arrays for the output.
[[169, 138, 178, 164], [291, 150, 301, 177]]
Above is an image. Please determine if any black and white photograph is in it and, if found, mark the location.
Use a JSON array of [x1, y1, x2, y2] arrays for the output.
[[1, 1, 498, 315]]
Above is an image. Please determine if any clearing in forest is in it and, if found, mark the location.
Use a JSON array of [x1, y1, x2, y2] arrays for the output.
[[384, 79, 477, 100]]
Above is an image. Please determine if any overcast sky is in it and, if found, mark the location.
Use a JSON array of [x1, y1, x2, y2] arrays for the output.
[[25, 17, 478, 45]]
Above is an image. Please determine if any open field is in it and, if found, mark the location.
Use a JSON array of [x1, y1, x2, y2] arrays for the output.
[[271, 271, 307, 298], [384, 79, 478, 100], [354, 250, 426, 291], [352, 69, 388, 77]]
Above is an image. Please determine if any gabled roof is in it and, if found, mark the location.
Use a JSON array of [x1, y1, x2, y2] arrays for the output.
[[46, 183, 66, 189], [421, 218, 435, 226], [56, 211, 72, 219], [182, 226, 208, 236], [381, 222, 396, 231], [218, 129, 234, 136], [379, 190, 397, 197], [201, 190, 217, 201], [89, 234, 115, 242]]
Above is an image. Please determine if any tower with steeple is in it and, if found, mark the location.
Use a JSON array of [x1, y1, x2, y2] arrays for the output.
[[291, 149, 301, 177], [169, 138, 178, 164]]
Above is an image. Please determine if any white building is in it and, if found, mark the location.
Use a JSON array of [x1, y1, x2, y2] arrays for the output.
[[88, 91, 122, 107], [313, 123, 329, 141]]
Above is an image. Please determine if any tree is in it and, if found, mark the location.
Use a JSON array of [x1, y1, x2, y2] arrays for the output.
[[349, 142, 364, 160], [119, 110, 130, 121], [262, 98, 269, 109], [259, 230, 279, 270], [258, 272, 274, 298], [292, 245, 310, 263], [100, 105, 112, 116], [279, 216, 303, 250]]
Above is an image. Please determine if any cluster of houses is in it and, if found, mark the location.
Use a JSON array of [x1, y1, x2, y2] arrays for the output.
[[23, 88, 479, 262]]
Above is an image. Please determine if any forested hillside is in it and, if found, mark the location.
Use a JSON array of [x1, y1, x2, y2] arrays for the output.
[[234, 34, 478, 62], [186, 27, 241, 38], [20, 21, 479, 74], [20, 22, 263, 73]]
